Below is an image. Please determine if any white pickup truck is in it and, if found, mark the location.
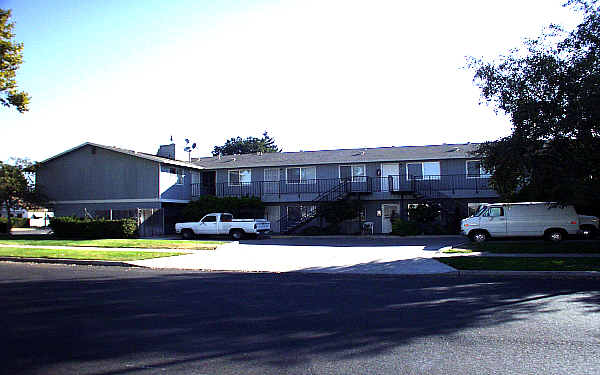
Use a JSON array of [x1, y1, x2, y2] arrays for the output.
[[175, 213, 271, 240]]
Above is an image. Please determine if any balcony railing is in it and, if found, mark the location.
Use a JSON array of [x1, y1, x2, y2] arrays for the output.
[[191, 175, 493, 198]]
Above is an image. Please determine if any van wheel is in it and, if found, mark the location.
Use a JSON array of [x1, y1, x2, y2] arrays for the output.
[[182, 229, 195, 240], [230, 229, 244, 240], [469, 231, 488, 243], [546, 229, 564, 243]]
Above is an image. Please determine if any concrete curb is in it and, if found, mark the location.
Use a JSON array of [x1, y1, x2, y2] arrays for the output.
[[0, 257, 145, 268], [455, 270, 600, 278]]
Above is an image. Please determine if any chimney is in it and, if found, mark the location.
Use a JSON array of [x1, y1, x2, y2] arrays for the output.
[[157, 143, 176, 160]]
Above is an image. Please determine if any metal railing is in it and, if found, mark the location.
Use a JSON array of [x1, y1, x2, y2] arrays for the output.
[[278, 179, 351, 233], [190, 174, 493, 198]]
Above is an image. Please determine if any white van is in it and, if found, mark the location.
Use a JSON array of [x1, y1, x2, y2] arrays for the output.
[[461, 202, 599, 243]]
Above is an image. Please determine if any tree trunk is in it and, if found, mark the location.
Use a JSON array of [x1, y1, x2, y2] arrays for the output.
[[5, 199, 13, 236]]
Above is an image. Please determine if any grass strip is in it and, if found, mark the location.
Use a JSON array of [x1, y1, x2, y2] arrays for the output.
[[452, 241, 600, 254], [0, 238, 222, 250], [0, 247, 189, 261], [436, 256, 600, 271]]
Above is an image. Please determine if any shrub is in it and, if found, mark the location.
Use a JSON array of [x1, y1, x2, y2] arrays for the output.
[[181, 196, 265, 221], [391, 219, 421, 236], [49, 217, 137, 239], [0, 217, 29, 232], [318, 200, 362, 225]]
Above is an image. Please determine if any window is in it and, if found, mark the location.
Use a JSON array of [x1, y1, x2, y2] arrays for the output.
[[191, 172, 201, 184], [340, 164, 366, 182], [221, 214, 233, 222], [202, 215, 217, 223], [466, 160, 491, 178], [228, 169, 251, 186], [482, 207, 503, 217], [166, 167, 185, 184], [406, 162, 441, 180], [468, 203, 489, 216], [286, 166, 316, 184]]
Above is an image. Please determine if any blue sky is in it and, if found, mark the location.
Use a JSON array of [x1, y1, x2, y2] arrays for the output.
[[0, 0, 583, 162]]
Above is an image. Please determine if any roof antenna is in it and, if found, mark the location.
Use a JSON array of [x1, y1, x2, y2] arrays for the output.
[[184, 138, 197, 162], [170, 135, 173, 143]]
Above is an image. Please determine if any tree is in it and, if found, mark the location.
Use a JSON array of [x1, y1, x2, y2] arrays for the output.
[[212, 131, 281, 156], [1, 9, 30, 113], [467, 0, 600, 214], [0, 159, 44, 234]]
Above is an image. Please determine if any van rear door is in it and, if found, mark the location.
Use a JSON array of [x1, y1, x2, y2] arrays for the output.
[[481, 206, 508, 237]]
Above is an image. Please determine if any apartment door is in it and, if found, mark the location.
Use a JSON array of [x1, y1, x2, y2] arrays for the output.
[[381, 203, 401, 233], [381, 163, 400, 192], [265, 206, 280, 233], [264, 168, 280, 194]]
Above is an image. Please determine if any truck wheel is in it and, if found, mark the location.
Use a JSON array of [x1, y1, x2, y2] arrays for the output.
[[182, 229, 195, 240], [469, 231, 488, 243], [545, 229, 564, 243], [230, 229, 244, 240]]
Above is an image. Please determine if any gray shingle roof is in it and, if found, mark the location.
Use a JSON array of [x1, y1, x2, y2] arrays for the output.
[[39, 142, 204, 169], [193, 143, 481, 169]]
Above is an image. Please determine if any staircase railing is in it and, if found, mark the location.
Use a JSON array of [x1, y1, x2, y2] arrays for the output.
[[277, 179, 351, 234]]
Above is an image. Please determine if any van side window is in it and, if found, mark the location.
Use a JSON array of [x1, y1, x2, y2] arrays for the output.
[[483, 207, 504, 217]]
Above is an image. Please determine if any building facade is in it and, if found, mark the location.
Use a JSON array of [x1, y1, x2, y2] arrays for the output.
[[36, 142, 499, 235]]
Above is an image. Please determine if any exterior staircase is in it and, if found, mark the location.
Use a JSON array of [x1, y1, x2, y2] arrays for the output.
[[278, 180, 351, 234]]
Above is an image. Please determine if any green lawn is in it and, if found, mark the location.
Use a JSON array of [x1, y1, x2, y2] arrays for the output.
[[436, 256, 600, 271], [0, 247, 188, 261], [451, 241, 600, 254], [0, 238, 224, 250]]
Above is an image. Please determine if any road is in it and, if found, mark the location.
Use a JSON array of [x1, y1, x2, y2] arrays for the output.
[[2, 262, 599, 375]]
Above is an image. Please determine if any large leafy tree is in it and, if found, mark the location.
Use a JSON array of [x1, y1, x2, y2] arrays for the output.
[[468, 0, 600, 214], [0, 159, 44, 234], [212, 131, 281, 156], [1, 9, 30, 113]]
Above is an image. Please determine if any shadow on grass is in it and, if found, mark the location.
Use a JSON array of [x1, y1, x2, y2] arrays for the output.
[[2, 267, 598, 374]]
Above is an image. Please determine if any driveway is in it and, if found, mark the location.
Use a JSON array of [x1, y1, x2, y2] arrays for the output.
[[131, 235, 467, 275]]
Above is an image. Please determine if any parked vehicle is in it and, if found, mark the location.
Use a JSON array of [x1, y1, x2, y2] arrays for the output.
[[175, 213, 271, 240], [461, 202, 599, 243]]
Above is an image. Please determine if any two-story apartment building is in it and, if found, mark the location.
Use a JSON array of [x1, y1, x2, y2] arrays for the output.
[[36, 142, 498, 235], [189, 143, 497, 234]]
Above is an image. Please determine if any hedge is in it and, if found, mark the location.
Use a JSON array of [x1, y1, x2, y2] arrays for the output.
[[49, 217, 137, 239], [181, 196, 265, 222], [0, 217, 30, 233]]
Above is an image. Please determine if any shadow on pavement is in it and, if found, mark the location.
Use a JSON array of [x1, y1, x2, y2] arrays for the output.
[[2, 267, 599, 374]]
